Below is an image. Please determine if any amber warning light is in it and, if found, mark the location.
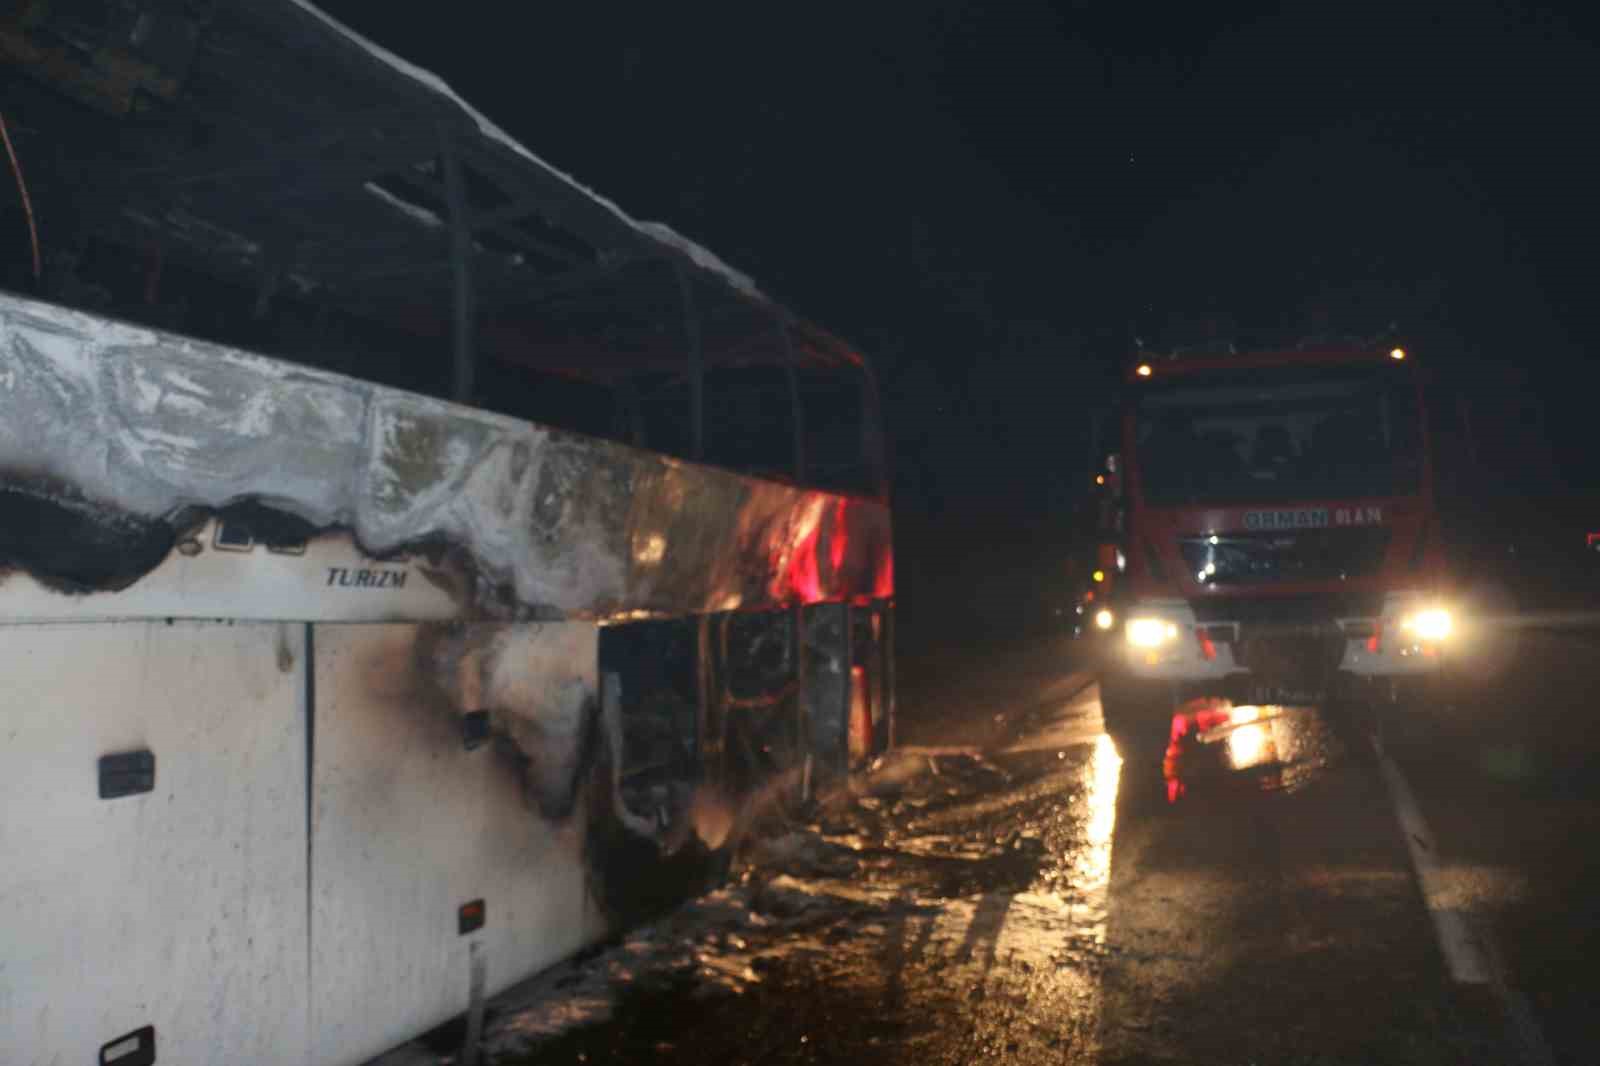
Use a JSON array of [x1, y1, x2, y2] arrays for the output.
[[1136, 363, 1153, 377], [1389, 347, 1406, 361]]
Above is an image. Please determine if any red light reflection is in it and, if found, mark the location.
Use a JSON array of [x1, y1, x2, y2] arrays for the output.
[[1163, 697, 1232, 803], [783, 501, 826, 603], [829, 497, 850, 575], [873, 543, 895, 599], [766, 493, 893, 607]]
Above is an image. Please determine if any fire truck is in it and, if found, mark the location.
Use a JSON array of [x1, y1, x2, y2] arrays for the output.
[[1097, 341, 1459, 758]]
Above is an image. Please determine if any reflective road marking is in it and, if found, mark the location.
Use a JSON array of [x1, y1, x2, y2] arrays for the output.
[[1373, 735, 1554, 1066]]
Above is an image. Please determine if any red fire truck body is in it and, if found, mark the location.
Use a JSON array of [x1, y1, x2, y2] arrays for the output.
[[1101, 345, 1455, 749]]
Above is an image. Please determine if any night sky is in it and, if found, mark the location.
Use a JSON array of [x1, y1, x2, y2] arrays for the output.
[[317, 0, 1600, 514]]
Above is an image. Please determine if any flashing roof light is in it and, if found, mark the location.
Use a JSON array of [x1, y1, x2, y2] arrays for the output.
[[1389, 347, 1406, 361], [1136, 363, 1153, 378]]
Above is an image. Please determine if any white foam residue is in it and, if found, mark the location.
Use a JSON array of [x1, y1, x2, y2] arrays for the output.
[[163, 208, 261, 259], [635, 221, 763, 299], [0, 286, 888, 619], [235, 389, 278, 438], [129, 372, 163, 412], [363, 180, 443, 229], [123, 425, 204, 456], [157, 366, 212, 399], [14, 317, 97, 378], [154, 389, 210, 418]]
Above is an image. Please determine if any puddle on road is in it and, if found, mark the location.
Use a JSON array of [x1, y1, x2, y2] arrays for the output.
[[480, 734, 1126, 1064], [1161, 700, 1346, 804], [464, 693, 1363, 1063]]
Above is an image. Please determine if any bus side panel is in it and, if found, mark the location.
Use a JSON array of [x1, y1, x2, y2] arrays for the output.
[[0, 621, 310, 1066], [307, 623, 596, 1066]]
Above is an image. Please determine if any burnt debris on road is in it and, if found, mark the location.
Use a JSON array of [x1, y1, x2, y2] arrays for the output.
[[369, 629, 1600, 1066]]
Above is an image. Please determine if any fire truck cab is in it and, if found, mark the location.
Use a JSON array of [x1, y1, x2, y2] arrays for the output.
[[1098, 343, 1456, 755]]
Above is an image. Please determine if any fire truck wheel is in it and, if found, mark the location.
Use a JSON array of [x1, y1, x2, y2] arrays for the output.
[[1098, 672, 1174, 767]]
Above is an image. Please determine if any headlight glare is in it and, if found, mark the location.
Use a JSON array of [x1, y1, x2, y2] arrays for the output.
[[1126, 617, 1179, 648], [1400, 607, 1452, 642]]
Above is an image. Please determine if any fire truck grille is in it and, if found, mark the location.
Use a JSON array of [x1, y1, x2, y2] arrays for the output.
[[1231, 632, 1348, 682], [1179, 529, 1391, 585]]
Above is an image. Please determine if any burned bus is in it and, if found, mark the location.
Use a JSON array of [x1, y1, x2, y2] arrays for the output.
[[0, 3, 891, 1063]]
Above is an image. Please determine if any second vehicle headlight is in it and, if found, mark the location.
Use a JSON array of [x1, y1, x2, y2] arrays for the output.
[[1126, 617, 1180, 648], [1399, 606, 1453, 642]]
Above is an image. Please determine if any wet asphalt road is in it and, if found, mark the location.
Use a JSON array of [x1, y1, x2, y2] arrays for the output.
[[399, 630, 1600, 1065]]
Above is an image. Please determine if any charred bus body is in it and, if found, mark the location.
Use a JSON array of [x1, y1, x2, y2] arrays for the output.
[[1, 3, 891, 1063]]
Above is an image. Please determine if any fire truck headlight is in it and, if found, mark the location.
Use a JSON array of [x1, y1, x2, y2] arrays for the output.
[[1095, 608, 1115, 631], [1127, 617, 1180, 648], [1399, 607, 1452, 642]]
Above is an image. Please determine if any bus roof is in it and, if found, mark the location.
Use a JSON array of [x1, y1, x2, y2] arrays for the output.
[[2, 1, 862, 384]]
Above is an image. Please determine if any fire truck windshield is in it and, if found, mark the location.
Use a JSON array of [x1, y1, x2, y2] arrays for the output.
[[1133, 367, 1422, 506]]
